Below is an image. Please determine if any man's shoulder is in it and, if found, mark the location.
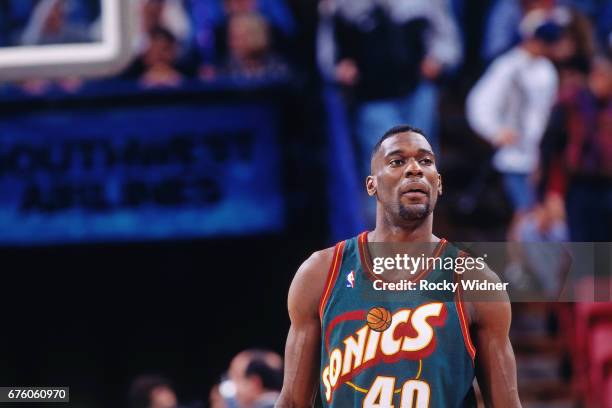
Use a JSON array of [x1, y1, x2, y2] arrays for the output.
[[290, 240, 350, 297], [298, 246, 338, 282], [288, 245, 339, 320]]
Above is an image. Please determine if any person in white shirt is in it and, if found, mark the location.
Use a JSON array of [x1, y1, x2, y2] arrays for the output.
[[466, 8, 564, 238]]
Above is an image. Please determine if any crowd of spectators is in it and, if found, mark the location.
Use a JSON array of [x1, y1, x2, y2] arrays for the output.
[[1, 0, 610, 251], [0, 0, 295, 87], [467, 1, 611, 244], [317, 0, 463, 221], [128, 349, 283, 408]]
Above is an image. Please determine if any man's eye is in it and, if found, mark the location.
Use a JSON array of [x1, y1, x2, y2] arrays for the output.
[[389, 159, 404, 167], [419, 158, 433, 165]]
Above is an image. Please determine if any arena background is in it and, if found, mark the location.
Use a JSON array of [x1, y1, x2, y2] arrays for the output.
[[0, 0, 611, 407]]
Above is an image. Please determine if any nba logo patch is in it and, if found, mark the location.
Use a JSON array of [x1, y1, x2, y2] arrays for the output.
[[346, 270, 355, 288]]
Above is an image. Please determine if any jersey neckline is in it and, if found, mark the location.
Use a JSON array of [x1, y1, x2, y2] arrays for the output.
[[357, 231, 448, 284]]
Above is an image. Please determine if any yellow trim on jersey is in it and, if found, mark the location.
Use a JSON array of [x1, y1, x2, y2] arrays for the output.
[[345, 381, 369, 393], [415, 359, 422, 379], [343, 360, 423, 394]]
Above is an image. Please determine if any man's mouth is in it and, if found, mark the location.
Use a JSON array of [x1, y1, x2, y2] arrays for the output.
[[403, 188, 427, 195], [400, 181, 430, 199]]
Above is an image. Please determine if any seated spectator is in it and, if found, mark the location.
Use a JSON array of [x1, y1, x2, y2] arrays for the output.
[[216, 0, 292, 60], [221, 13, 289, 80], [20, 0, 93, 45], [508, 192, 569, 294], [133, 0, 191, 58], [129, 374, 179, 408], [187, 0, 295, 77], [122, 26, 184, 88], [217, 349, 283, 408]]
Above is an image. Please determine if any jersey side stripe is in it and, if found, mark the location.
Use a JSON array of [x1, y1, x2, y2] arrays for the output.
[[318, 240, 346, 321], [454, 256, 477, 361]]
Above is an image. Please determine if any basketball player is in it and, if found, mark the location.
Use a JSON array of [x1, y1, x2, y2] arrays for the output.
[[275, 126, 520, 407]]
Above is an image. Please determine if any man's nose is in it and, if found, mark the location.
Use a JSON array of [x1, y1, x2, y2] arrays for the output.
[[404, 158, 423, 177]]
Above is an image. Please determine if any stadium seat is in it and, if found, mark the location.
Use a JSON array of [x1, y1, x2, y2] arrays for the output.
[[572, 277, 612, 406], [589, 323, 612, 406]]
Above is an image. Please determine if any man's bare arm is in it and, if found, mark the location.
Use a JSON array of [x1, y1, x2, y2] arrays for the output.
[[276, 248, 334, 408], [470, 268, 521, 407]]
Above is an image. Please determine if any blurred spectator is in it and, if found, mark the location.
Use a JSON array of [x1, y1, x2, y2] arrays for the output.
[[467, 9, 563, 239], [122, 26, 184, 88], [129, 374, 179, 408], [132, 0, 191, 57], [550, 6, 596, 91], [506, 199, 570, 297], [218, 349, 283, 408], [481, 0, 555, 62], [187, 0, 296, 77], [551, 6, 595, 63], [317, 0, 462, 170], [480, 0, 611, 64], [20, 0, 93, 45], [221, 12, 289, 80], [557, 0, 612, 52], [540, 54, 612, 241], [517, 192, 568, 243]]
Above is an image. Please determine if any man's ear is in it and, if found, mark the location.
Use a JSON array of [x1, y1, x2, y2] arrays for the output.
[[366, 175, 376, 196], [437, 173, 443, 196]]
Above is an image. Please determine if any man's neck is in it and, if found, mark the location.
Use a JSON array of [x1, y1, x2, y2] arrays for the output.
[[369, 214, 437, 243]]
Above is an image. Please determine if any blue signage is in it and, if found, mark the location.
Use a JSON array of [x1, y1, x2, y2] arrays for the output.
[[0, 103, 284, 244]]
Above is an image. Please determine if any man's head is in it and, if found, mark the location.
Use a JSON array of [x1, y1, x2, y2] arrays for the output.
[[519, 8, 565, 57], [144, 26, 178, 67], [228, 349, 283, 407], [367, 125, 442, 227], [588, 55, 612, 100], [128, 375, 178, 408], [228, 13, 270, 63]]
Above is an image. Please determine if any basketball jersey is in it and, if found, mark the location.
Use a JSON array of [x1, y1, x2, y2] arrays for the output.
[[319, 232, 476, 408]]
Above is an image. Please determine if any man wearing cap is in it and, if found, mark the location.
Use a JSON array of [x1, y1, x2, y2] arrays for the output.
[[466, 8, 564, 240]]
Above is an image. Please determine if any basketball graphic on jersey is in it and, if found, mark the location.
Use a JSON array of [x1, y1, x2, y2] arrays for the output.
[[366, 306, 392, 332]]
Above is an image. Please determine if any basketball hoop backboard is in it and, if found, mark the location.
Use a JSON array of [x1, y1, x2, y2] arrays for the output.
[[0, 0, 132, 81]]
